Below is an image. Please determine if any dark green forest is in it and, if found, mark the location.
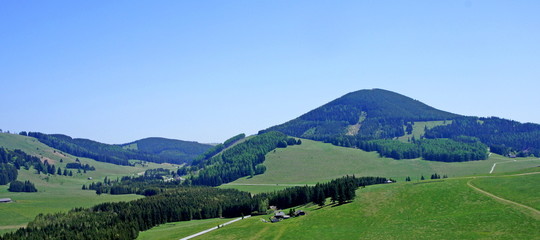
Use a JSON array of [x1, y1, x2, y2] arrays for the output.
[[424, 117, 540, 157], [120, 137, 212, 163]]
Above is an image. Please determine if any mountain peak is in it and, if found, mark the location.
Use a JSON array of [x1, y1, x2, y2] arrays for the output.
[[262, 89, 460, 140]]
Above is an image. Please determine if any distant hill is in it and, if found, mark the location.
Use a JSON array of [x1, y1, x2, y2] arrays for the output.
[[120, 137, 212, 163], [24, 132, 210, 165], [262, 89, 460, 141], [262, 89, 540, 159]]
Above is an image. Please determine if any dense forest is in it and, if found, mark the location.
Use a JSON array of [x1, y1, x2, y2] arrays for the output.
[[424, 117, 540, 157], [1, 176, 389, 240], [120, 137, 212, 163], [262, 89, 459, 141], [188, 131, 301, 186]]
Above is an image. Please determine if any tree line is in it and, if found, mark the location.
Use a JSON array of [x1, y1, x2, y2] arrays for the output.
[[328, 136, 488, 162], [424, 117, 540, 157], [187, 131, 301, 186]]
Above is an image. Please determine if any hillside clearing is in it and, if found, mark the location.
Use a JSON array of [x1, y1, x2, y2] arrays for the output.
[[225, 139, 540, 189]]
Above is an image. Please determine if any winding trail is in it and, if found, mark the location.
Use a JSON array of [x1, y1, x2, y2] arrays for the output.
[[179, 215, 251, 240], [467, 174, 540, 220]]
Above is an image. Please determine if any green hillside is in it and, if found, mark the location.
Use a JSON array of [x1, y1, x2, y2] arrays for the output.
[[224, 139, 540, 191], [0, 133, 180, 234], [121, 137, 212, 163], [196, 172, 540, 240]]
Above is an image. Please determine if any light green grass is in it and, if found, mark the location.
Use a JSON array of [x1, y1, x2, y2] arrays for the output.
[[137, 217, 236, 240], [0, 133, 180, 233], [199, 178, 540, 240], [397, 120, 451, 142], [471, 173, 540, 210], [226, 139, 540, 187]]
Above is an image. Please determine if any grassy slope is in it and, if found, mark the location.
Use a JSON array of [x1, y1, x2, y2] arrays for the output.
[[471, 172, 540, 211], [0, 133, 179, 233], [137, 218, 236, 240], [397, 120, 451, 142], [225, 139, 540, 189], [200, 178, 540, 240]]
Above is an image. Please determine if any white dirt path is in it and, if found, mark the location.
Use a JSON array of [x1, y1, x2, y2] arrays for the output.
[[179, 215, 251, 240]]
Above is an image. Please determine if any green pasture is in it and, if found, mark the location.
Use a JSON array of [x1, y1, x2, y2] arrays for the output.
[[226, 139, 540, 187], [200, 178, 540, 240], [471, 173, 540, 210]]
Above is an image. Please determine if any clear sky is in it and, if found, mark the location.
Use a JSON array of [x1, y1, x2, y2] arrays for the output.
[[1, 1, 539, 144]]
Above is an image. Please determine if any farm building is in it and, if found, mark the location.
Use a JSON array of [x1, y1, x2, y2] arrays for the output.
[[0, 198, 13, 203]]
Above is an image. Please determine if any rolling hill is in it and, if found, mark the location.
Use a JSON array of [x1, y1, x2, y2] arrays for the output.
[[262, 88, 460, 140], [24, 132, 211, 165], [121, 137, 213, 163]]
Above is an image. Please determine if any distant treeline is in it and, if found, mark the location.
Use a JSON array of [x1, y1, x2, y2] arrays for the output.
[[187, 131, 301, 186], [25, 132, 190, 165], [1, 175, 388, 240], [424, 117, 540, 157], [191, 133, 246, 166], [65, 162, 95, 171], [333, 137, 488, 162]]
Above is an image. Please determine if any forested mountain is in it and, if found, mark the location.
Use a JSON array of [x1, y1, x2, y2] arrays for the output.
[[121, 137, 212, 163], [25, 132, 208, 165], [261, 89, 539, 160], [262, 89, 460, 141]]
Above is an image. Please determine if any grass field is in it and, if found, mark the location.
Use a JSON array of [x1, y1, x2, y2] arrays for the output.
[[0, 133, 180, 234], [397, 120, 451, 142], [137, 217, 236, 240], [471, 172, 540, 211], [224, 139, 540, 193], [198, 177, 540, 240]]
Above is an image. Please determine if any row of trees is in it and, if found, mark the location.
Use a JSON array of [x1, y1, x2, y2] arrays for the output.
[[8, 180, 37, 192], [65, 162, 95, 171], [262, 176, 390, 209], [329, 137, 488, 162], [425, 117, 540, 157]]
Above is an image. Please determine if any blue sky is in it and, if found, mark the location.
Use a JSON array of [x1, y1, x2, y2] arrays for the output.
[[1, 1, 539, 144]]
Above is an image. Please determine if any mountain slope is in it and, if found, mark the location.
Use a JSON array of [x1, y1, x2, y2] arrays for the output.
[[262, 89, 460, 141], [121, 137, 212, 163]]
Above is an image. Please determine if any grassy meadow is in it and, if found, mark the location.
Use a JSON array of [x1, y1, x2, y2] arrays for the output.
[[471, 172, 540, 211], [0, 133, 180, 234], [224, 139, 540, 193], [198, 177, 540, 240]]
